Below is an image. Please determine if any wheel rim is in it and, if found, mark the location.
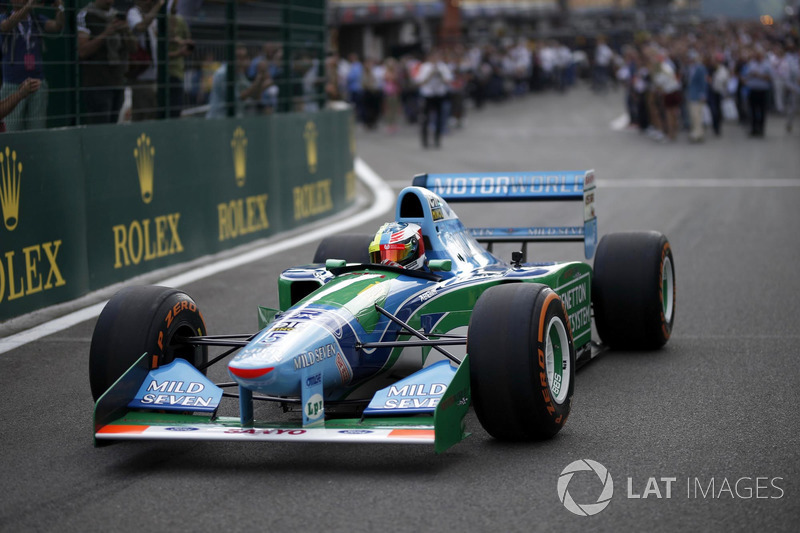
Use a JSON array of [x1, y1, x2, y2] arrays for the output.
[[545, 316, 571, 404], [662, 256, 674, 325]]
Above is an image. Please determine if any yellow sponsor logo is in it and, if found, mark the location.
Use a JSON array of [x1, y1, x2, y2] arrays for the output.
[[133, 134, 155, 204], [0, 241, 66, 303], [217, 194, 269, 242], [0, 147, 67, 303], [304, 121, 318, 174], [293, 179, 332, 221], [112, 214, 184, 268], [231, 127, 247, 187], [0, 147, 21, 231]]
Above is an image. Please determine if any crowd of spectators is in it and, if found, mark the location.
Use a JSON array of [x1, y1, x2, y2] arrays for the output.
[[327, 39, 586, 147], [0, 0, 294, 128], [615, 20, 800, 141], [0, 0, 796, 136]]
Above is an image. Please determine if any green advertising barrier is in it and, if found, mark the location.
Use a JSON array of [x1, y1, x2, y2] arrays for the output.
[[0, 130, 90, 319], [0, 109, 355, 322]]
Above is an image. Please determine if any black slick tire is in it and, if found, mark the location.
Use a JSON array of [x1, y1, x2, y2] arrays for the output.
[[592, 231, 676, 350], [89, 285, 208, 401], [468, 283, 575, 441]]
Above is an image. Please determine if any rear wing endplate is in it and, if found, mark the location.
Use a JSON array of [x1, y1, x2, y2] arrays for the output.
[[412, 170, 597, 259]]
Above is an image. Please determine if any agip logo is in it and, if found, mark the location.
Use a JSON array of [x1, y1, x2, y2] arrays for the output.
[[304, 121, 318, 174], [0, 147, 21, 231], [558, 459, 614, 516], [133, 134, 155, 204], [231, 126, 247, 187]]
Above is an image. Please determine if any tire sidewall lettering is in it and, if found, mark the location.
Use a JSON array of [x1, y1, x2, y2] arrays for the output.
[[535, 292, 570, 424], [153, 297, 204, 368]]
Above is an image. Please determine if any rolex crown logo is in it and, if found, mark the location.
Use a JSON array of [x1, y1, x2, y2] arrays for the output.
[[304, 121, 318, 174], [0, 147, 22, 231], [133, 134, 155, 204], [231, 126, 248, 187]]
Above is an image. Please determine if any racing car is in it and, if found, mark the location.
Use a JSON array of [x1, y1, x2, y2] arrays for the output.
[[90, 171, 676, 453]]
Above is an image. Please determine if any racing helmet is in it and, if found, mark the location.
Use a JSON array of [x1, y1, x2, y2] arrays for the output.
[[369, 222, 426, 269]]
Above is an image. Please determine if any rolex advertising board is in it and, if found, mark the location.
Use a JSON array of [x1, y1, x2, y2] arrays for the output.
[[272, 112, 353, 230], [0, 131, 90, 321], [0, 109, 353, 322]]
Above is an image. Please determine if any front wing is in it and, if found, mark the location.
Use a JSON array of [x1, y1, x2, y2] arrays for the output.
[[94, 353, 471, 454]]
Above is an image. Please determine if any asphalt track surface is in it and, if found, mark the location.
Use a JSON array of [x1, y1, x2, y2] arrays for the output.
[[2, 86, 799, 532]]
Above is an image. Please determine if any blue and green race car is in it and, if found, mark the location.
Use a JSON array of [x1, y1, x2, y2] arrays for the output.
[[90, 171, 676, 453]]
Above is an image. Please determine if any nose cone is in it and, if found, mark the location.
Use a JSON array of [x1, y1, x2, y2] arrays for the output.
[[228, 307, 352, 396]]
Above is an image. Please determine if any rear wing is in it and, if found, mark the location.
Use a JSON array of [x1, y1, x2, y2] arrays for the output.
[[412, 170, 597, 259]]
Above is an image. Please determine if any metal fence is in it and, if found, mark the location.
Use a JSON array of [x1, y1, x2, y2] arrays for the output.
[[1, 0, 326, 130]]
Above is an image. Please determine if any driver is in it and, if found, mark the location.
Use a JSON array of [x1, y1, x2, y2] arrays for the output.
[[368, 222, 426, 270]]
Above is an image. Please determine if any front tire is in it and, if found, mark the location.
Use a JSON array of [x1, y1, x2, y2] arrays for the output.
[[468, 283, 575, 441], [89, 286, 208, 401], [592, 231, 676, 350]]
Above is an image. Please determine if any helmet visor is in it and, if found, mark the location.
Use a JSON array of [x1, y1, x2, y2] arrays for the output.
[[373, 243, 414, 265]]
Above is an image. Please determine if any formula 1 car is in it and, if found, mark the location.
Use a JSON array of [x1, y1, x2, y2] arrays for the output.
[[90, 171, 676, 453]]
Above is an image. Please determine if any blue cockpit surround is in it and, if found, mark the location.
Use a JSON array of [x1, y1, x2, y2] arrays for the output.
[[394, 187, 504, 275]]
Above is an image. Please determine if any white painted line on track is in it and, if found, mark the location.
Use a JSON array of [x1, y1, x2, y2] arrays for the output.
[[0, 158, 394, 355], [599, 178, 800, 188], [386, 178, 800, 189]]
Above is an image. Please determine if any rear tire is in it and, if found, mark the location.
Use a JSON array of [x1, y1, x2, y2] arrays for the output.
[[89, 286, 208, 401], [468, 283, 575, 441], [592, 231, 675, 350], [312, 234, 373, 264]]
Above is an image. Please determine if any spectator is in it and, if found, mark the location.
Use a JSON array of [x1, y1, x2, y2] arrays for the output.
[[127, 0, 165, 121], [361, 57, 381, 129], [324, 52, 342, 103], [0, 0, 65, 130], [77, 0, 135, 124], [255, 58, 278, 114], [743, 48, 772, 137], [0, 77, 40, 131], [382, 57, 400, 133], [301, 56, 319, 112], [708, 53, 730, 136], [167, 0, 193, 118], [770, 44, 786, 114], [593, 36, 614, 92], [415, 49, 452, 149], [206, 45, 270, 119], [199, 50, 220, 104], [686, 49, 708, 142], [345, 53, 364, 123], [247, 42, 282, 82], [652, 50, 682, 141], [400, 54, 420, 123]]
